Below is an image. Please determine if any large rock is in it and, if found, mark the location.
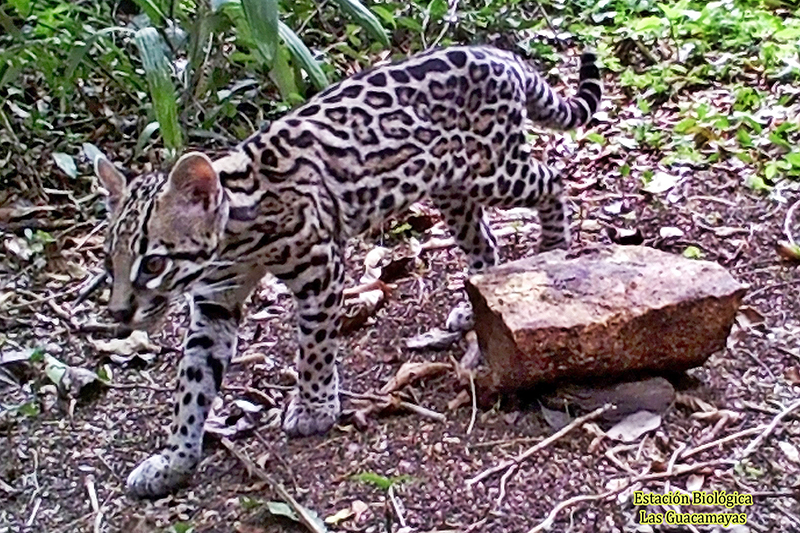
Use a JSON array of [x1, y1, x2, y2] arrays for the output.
[[466, 245, 747, 392]]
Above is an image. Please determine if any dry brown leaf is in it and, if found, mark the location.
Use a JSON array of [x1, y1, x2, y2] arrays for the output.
[[380, 361, 450, 394]]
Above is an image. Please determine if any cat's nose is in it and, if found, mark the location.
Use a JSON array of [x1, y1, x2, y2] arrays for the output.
[[109, 304, 135, 324]]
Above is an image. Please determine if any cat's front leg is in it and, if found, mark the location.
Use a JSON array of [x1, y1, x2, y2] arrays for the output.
[[126, 299, 240, 498]]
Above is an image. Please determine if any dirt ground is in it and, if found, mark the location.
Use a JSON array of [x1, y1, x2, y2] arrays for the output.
[[2, 81, 800, 533]]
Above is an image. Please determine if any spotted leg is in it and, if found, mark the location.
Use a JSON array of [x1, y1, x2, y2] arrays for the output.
[[279, 241, 345, 436], [435, 195, 499, 332], [126, 299, 240, 498], [537, 187, 570, 252]]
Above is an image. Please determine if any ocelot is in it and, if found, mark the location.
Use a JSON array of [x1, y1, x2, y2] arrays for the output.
[[95, 45, 601, 497]]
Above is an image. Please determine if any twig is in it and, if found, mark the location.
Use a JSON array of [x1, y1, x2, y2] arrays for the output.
[[466, 371, 477, 436], [387, 485, 407, 528], [84, 475, 104, 533], [680, 425, 766, 460], [102, 381, 172, 392], [740, 398, 800, 459], [467, 404, 613, 486], [663, 442, 686, 494], [341, 389, 446, 422], [495, 464, 518, 508], [72, 272, 108, 307], [25, 497, 41, 527], [6, 283, 85, 311], [220, 437, 325, 533], [784, 198, 800, 246]]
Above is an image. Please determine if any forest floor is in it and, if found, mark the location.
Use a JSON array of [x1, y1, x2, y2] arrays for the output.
[[3, 37, 800, 533]]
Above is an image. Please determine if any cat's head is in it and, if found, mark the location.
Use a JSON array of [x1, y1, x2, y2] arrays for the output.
[[95, 153, 226, 330]]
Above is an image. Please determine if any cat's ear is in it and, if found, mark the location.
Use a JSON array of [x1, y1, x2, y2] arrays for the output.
[[167, 152, 220, 210], [94, 157, 127, 214]]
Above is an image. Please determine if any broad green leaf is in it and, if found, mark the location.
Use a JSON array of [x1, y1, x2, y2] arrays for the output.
[[278, 21, 328, 90], [270, 44, 300, 101], [242, 0, 278, 65], [131, 0, 167, 24], [134, 27, 183, 152], [52, 152, 77, 179], [330, 0, 390, 47]]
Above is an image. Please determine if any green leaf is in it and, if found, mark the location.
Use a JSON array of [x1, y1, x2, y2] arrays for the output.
[[17, 401, 40, 418], [351, 471, 410, 490], [131, 0, 167, 24], [28, 348, 45, 363], [330, 0, 390, 47], [239, 496, 263, 510], [270, 44, 300, 101], [278, 21, 328, 91], [241, 0, 278, 65], [745, 175, 771, 192], [682, 245, 703, 259], [266, 501, 299, 521], [134, 27, 183, 152], [169, 522, 194, 533], [585, 132, 606, 145], [52, 152, 77, 179]]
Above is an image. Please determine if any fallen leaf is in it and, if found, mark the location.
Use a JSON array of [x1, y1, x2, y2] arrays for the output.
[[405, 328, 461, 350], [43, 354, 102, 398], [380, 361, 450, 394], [642, 171, 681, 194], [659, 226, 684, 239], [89, 330, 159, 364], [737, 306, 766, 328], [607, 411, 662, 442], [777, 240, 800, 262], [785, 366, 800, 385], [778, 441, 800, 464], [324, 507, 354, 525], [52, 152, 77, 179], [686, 474, 704, 492], [540, 402, 572, 430], [606, 227, 644, 245]]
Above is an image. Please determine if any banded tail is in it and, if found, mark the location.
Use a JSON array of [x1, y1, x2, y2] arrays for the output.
[[526, 50, 602, 130]]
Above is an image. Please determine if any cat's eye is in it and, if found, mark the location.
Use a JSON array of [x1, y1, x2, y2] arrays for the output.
[[142, 255, 167, 276]]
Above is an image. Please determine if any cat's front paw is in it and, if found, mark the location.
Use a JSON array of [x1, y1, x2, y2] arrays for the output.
[[126, 452, 197, 499], [282, 394, 340, 437]]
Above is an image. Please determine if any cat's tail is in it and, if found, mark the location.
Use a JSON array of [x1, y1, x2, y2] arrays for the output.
[[525, 49, 602, 130]]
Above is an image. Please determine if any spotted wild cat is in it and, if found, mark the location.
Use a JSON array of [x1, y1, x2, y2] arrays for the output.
[[95, 45, 601, 497]]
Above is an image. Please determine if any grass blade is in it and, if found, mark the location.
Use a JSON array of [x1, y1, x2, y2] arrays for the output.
[[330, 0, 390, 47], [278, 21, 328, 90], [134, 27, 183, 152], [242, 0, 278, 64]]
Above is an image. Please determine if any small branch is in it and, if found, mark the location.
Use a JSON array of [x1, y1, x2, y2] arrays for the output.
[[72, 272, 108, 307], [680, 425, 766, 460], [341, 389, 446, 423], [467, 404, 613, 486], [466, 371, 477, 436], [387, 485, 407, 528], [740, 398, 800, 459], [784, 198, 800, 246], [220, 437, 325, 533]]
